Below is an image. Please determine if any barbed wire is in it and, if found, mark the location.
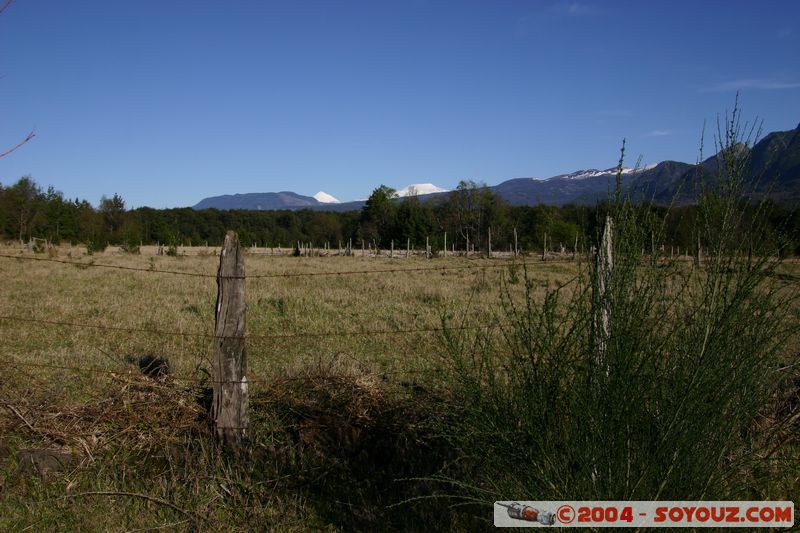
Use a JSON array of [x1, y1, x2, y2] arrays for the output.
[[0, 313, 509, 342], [0, 315, 212, 337], [244, 260, 540, 279], [0, 253, 222, 277], [0, 358, 443, 386], [0, 248, 529, 401], [0, 252, 554, 280]]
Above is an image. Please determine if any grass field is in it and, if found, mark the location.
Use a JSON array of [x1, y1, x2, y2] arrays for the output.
[[0, 244, 575, 382], [1, 243, 798, 531], [0, 244, 581, 531]]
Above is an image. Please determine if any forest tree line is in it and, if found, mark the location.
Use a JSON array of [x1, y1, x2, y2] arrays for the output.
[[1, 175, 799, 255]]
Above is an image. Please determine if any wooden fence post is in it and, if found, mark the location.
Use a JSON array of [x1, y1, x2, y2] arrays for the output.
[[514, 227, 518, 257], [573, 233, 578, 260], [696, 236, 703, 267], [542, 232, 547, 261], [593, 216, 613, 371], [212, 231, 248, 452]]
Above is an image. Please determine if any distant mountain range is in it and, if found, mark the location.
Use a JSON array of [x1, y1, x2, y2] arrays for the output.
[[192, 183, 453, 211], [192, 125, 800, 211]]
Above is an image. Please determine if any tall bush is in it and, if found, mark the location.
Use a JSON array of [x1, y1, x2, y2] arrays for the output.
[[436, 106, 799, 514]]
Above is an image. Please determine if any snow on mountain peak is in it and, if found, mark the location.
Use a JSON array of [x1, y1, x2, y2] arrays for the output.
[[313, 191, 340, 204], [549, 167, 638, 181], [396, 183, 449, 197]]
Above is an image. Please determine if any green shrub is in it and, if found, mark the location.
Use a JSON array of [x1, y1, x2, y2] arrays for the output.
[[85, 240, 107, 255], [435, 107, 799, 516]]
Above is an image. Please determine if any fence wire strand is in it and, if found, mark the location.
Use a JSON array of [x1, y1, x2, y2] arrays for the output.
[[0, 252, 548, 280], [0, 314, 509, 341], [0, 358, 443, 386]]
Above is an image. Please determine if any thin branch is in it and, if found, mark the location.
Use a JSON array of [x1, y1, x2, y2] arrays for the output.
[[3, 403, 69, 444], [3, 403, 38, 434], [62, 491, 201, 523], [0, 0, 14, 15], [124, 520, 190, 533], [0, 130, 35, 158]]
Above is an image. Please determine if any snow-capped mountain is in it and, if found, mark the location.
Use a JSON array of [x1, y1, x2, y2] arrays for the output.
[[191, 124, 800, 210], [551, 167, 637, 181], [313, 191, 340, 204], [395, 183, 450, 197]]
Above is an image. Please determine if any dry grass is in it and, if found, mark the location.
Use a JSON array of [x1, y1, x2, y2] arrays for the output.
[[0, 243, 574, 388], [1, 243, 798, 530], [0, 243, 573, 531]]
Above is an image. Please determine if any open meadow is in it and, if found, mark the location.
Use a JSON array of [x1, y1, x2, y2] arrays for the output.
[[1, 242, 798, 531], [0, 244, 575, 387], [0, 243, 581, 531]]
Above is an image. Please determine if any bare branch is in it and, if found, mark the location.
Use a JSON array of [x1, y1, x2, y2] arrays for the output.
[[3, 403, 38, 434], [0, 130, 35, 158], [62, 492, 201, 524], [0, 0, 14, 15]]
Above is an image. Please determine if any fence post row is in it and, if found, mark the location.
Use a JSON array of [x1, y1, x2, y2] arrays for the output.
[[212, 230, 249, 452]]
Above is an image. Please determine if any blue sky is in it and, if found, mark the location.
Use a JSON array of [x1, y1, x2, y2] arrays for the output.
[[1, 0, 799, 208]]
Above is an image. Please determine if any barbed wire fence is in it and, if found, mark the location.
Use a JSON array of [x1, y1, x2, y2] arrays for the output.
[[0, 231, 546, 450]]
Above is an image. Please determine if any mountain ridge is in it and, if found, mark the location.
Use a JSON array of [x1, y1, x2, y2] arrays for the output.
[[192, 125, 800, 211]]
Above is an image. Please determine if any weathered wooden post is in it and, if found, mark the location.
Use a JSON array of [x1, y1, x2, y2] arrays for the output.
[[390, 240, 394, 258], [573, 233, 578, 260], [650, 231, 657, 266], [542, 232, 547, 261], [407, 238, 410, 258], [443, 232, 447, 258], [488, 227, 492, 258], [593, 216, 613, 371], [514, 227, 519, 257], [212, 231, 248, 452], [696, 236, 703, 267], [426, 236, 431, 259]]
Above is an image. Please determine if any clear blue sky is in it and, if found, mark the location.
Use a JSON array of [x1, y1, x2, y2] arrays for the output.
[[1, 0, 799, 208]]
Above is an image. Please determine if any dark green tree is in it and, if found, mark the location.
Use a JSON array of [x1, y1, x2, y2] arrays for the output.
[[3, 176, 44, 243], [360, 185, 397, 247], [99, 193, 126, 242]]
